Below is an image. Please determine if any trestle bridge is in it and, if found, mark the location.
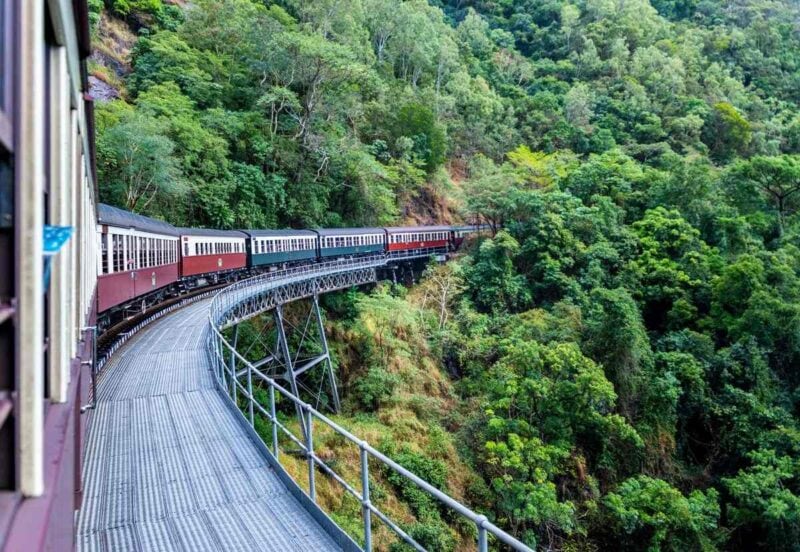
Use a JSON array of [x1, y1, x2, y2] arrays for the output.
[[77, 254, 532, 551]]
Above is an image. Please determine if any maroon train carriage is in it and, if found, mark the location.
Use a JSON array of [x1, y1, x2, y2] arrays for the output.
[[179, 228, 248, 281], [97, 204, 181, 313], [385, 225, 452, 254]]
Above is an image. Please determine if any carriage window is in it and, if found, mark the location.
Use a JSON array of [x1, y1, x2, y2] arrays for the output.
[[101, 235, 109, 274], [111, 235, 120, 272]]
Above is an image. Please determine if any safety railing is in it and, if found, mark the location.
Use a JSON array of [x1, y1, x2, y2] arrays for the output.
[[206, 259, 533, 552]]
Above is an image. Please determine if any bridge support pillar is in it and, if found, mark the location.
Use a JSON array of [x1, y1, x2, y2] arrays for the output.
[[313, 294, 340, 413], [274, 304, 307, 439]]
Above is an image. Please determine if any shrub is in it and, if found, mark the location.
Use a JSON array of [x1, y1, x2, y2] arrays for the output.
[[354, 366, 400, 411]]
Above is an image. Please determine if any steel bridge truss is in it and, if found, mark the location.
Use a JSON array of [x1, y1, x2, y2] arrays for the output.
[[228, 296, 341, 437], [217, 265, 379, 330], [210, 257, 384, 439]]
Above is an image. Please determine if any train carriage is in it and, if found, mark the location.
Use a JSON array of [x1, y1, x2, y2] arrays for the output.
[[317, 228, 385, 258], [385, 226, 451, 255], [179, 228, 248, 279], [97, 204, 180, 312], [245, 229, 318, 268]]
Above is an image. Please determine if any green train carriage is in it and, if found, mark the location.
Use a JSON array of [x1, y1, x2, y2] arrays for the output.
[[244, 229, 319, 268], [316, 228, 386, 258]]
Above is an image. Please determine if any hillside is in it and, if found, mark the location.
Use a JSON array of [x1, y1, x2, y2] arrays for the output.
[[90, 0, 800, 550]]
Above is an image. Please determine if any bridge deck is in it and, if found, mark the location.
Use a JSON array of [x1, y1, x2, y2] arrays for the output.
[[77, 300, 341, 551]]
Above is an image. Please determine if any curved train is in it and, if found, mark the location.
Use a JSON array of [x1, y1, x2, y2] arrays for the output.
[[97, 203, 485, 330]]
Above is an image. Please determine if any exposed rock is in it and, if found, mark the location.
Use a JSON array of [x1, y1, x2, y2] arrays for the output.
[[89, 75, 120, 102]]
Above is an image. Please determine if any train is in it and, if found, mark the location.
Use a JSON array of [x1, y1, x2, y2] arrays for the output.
[[97, 203, 487, 330]]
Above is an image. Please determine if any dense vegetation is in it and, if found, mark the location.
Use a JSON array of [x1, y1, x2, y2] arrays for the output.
[[90, 0, 800, 549]]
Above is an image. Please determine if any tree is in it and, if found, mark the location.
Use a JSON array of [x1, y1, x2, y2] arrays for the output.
[[465, 231, 530, 312], [96, 109, 184, 213], [602, 476, 720, 551], [463, 156, 520, 233], [560, 4, 581, 51], [724, 448, 800, 549], [391, 103, 447, 173], [728, 155, 800, 236], [418, 262, 465, 331], [703, 102, 752, 164], [584, 287, 653, 418]]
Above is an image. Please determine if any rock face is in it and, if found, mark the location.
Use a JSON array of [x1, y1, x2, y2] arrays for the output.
[[89, 75, 120, 102]]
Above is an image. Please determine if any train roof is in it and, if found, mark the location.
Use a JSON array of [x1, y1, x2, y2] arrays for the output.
[[97, 203, 179, 236], [315, 227, 385, 236], [384, 225, 452, 233], [242, 229, 318, 238], [177, 228, 248, 238]]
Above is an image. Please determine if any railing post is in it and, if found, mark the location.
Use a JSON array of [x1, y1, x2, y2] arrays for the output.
[[305, 405, 316, 502], [231, 324, 238, 403], [80, 326, 97, 413], [247, 360, 254, 427], [360, 443, 372, 552], [270, 384, 279, 460], [476, 515, 488, 552], [219, 334, 228, 392]]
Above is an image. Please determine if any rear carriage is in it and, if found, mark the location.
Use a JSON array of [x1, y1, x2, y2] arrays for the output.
[[385, 226, 451, 255]]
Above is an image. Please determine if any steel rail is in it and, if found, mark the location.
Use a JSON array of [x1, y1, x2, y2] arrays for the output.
[[207, 255, 533, 552]]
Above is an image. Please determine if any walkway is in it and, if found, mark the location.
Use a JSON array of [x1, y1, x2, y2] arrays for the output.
[[76, 300, 342, 551]]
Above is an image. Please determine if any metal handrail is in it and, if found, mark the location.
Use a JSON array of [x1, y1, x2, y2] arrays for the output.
[[206, 257, 533, 552]]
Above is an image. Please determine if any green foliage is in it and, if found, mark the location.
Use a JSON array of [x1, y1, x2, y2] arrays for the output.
[[89, 0, 104, 30], [703, 102, 752, 164], [354, 366, 400, 411], [95, 104, 185, 214], [389, 520, 456, 552], [391, 103, 447, 173], [465, 231, 530, 312], [108, 0, 163, 18], [724, 448, 800, 549], [602, 476, 721, 551], [385, 447, 449, 522]]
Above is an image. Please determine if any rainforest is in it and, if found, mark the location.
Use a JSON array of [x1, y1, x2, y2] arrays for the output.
[[89, 0, 800, 549]]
